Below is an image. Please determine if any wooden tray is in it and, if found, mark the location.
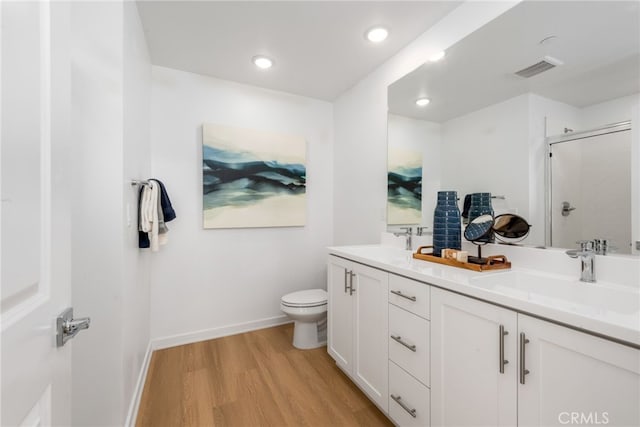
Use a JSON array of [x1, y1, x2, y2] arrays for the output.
[[412, 246, 511, 272]]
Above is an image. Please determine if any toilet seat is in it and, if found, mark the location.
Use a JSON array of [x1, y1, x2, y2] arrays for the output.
[[281, 289, 327, 308]]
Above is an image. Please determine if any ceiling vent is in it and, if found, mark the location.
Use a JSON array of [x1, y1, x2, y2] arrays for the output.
[[515, 56, 563, 78]]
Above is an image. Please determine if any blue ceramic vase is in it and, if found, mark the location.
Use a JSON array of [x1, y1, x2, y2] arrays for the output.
[[433, 191, 462, 257]]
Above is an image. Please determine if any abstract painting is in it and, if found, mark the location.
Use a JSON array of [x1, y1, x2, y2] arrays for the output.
[[202, 123, 306, 228], [387, 147, 422, 225]]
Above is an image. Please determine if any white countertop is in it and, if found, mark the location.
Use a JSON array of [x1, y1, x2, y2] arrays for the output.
[[328, 245, 640, 348]]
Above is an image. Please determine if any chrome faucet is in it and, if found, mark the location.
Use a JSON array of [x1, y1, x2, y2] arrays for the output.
[[393, 227, 413, 251], [593, 239, 609, 255], [565, 240, 596, 283]]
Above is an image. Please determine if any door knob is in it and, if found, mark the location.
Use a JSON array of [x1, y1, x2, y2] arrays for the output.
[[57, 307, 91, 347]]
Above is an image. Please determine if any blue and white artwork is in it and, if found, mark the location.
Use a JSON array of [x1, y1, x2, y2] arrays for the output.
[[387, 147, 422, 225], [202, 124, 306, 228]]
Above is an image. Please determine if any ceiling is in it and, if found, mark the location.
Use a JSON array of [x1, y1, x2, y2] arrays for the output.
[[388, 1, 640, 122], [136, 1, 461, 101]]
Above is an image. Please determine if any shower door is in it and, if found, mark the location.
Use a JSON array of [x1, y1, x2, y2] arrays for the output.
[[549, 127, 632, 253]]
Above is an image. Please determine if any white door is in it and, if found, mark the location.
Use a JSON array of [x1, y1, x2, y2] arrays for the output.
[[1, 1, 75, 425], [431, 288, 518, 427], [327, 256, 354, 372], [353, 263, 389, 412], [518, 315, 640, 427]]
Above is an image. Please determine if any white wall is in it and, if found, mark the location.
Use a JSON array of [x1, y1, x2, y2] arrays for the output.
[[70, 3, 125, 425], [149, 66, 333, 342], [122, 1, 151, 419], [441, 94, 530, 221], [387, 114, 441, 227], [332, 1, 520, 245], [70, 2, 151, 425], [580, 94, 639, 129], [528, 94, 582, 245]]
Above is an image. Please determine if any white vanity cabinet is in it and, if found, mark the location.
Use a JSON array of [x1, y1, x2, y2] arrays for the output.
[[431, 288, 640, 427], [518, 315, 640, 427], [431, 287, 518, 427], [327, 256, 389, 412]]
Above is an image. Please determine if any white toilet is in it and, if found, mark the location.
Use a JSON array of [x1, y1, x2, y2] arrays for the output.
[[280, 289, 328, 349]]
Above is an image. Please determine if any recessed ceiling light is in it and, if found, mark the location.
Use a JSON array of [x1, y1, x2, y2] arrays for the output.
[[415, 98, 431, 107], [429, 51, 446, 62], [366, 27, 388, 43], [252, 55, 273, 69]]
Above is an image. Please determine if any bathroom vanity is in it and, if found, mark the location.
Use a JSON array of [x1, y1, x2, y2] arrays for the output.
[[327, 245, 640, 427]]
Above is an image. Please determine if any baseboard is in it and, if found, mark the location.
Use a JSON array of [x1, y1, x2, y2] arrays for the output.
[[124, 341, 152, 427], [150, 315, 292, 350]]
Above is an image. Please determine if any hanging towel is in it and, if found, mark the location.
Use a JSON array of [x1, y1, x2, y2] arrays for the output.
[[150, 179, 176, 247], [151, 180, 168, 246], [137, 179, 176, 250], [153, 179, 176, 221], [140, 181, 160, 251], [461, 194, 472, 219], [138, 186, 150, 248]]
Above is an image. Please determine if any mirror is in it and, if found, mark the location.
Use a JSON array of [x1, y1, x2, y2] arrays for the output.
[[548, 124, 632, 252], [464, 214, 494, 264], [387, 0, 639, 254]]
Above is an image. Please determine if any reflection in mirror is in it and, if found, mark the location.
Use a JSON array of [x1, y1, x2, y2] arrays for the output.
[[387, 138, 422, 225], [386, 0, 639, 254], [464, 214, 494, 264], [493, 214, 531, 242], [548, 123, 632, 253]]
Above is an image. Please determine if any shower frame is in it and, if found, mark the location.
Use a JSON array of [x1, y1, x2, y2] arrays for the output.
[[544, 119, 632, 248]]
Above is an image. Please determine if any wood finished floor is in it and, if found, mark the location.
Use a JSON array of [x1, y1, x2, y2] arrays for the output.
[[136, 324, 393, 427]]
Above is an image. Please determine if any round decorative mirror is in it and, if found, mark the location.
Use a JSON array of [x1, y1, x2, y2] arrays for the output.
[[464, 214, 494, 264], [464, 214, 494, 242]]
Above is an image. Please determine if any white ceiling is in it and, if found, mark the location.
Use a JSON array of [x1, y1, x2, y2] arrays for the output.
[[136, 1, 461, 101], [388, 1, 640, 123]]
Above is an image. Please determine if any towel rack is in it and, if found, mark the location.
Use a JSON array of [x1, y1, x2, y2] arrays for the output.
[[492, 195, 506, 200], [130, 179, 150, 187]]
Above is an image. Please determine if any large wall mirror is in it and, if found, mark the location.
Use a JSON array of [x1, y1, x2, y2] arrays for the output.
[[387, 0, 640, 255]]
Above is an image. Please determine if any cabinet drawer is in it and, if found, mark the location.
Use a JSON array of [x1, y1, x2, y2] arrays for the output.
[[389, 274, 429, 319], [389, 361, 430, 427], [389, 304, 430, 386]]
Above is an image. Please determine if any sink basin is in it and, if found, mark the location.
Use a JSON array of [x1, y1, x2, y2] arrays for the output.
[[470, 270, 640, 317]]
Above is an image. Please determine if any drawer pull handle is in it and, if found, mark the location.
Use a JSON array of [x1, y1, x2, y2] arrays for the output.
[[499, 325, 509, 374], [391, 335, 417, 352], [391, 394, 417, 418], [344, 269, 349, 294], [520, 332, 530, 384], [347, 271, 356, 295], [390, 289, 417, 301]]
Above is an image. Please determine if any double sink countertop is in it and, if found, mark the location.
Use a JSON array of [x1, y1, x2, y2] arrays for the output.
[[328, 245, 640, 348]]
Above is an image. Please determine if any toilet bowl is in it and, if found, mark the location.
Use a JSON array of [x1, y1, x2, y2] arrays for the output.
[[280, 289, 328, 349]]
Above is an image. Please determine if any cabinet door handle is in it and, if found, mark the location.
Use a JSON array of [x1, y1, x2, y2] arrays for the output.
[[519, 332, 530, 384], [499, 325, 509, 373], [391, 394, 417, 418], [390, 335, 417, 352], [344, 269, 349, 294], [348, 271, 356, 295], [390, 289, 417, 301]]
